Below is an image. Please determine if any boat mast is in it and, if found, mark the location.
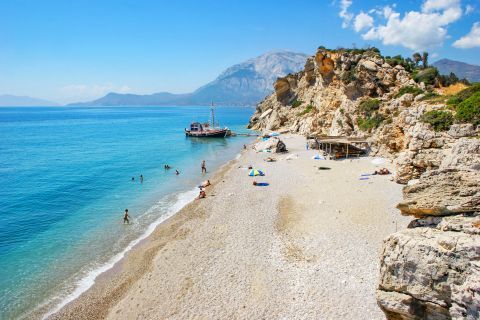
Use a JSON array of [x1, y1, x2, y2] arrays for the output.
[[211, 101, 215, 128]]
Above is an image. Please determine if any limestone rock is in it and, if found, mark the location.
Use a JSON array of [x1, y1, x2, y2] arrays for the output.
[[377, 213, 480, 320], [361, 60, 378, 72], [397, 169, 480, 217], [440, 138, 480, 171], [448, 124, 477, 138]]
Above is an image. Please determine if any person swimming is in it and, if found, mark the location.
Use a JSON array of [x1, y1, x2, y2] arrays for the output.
[[201, 160, 206, 174], [123, 209, 130, 224], [164, 164, 171, 170], [175, 169, 180, 175], [131, 177, 135, 181], [140, 174, 144, 183]]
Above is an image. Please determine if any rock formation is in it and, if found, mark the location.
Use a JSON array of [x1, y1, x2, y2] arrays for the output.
[[248, 47, 480, 319]]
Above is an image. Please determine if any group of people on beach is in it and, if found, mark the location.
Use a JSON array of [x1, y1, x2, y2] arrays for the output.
[[123, 160, 209, 223]]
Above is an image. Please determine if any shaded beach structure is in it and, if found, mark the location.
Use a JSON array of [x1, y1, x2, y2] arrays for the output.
[[309, 135, 369, 159]]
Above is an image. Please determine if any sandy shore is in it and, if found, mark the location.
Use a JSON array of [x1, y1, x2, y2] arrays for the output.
[[48, 134, 410, 320]]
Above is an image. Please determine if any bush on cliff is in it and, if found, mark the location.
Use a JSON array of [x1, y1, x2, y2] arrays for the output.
[[297, 104, 314, 116], [396, 86, 424, 98], [455, 92, 480, 125], [291, 99, 304, 108], [420, 110, 453, 131], [413, 67, 439, 85], [358, 114, 385, 131], [359, 99, 381, 116], [447, 83, 480, 107]]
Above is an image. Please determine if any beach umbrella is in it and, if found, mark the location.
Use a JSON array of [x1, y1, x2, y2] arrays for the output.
[[249, 169, 264, 176]]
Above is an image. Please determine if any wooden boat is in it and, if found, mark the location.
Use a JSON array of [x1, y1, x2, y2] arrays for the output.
[[185, 104, 229, 138]]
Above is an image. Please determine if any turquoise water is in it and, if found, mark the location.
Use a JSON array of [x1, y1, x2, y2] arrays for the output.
[[0, 106, 254, 319]]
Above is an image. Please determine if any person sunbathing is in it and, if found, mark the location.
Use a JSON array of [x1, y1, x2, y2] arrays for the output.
[[196, 189, 206, 200], [373, 168, 390, 175], [199, 180, 211, 188]]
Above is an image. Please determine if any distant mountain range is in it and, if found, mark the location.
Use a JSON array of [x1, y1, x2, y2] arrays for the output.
[[71, 51, 309, 106], [432, 59, 480, 83], [0, 95, 59, 107]]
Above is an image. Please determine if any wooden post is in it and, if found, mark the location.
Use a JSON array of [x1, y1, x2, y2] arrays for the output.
[[346, 143, 349, 159]]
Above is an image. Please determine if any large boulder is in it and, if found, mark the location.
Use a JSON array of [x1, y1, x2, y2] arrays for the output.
[[397, 169, 480, 217], [377, 213, 480, 320]]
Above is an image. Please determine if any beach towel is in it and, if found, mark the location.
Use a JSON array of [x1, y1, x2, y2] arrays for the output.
[[359, 177, 369, 180], [361, 173, 372, 176], [254, 182, 269, 186]]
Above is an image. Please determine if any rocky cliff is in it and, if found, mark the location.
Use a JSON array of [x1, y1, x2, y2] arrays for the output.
[[248, 47, 480, 319]]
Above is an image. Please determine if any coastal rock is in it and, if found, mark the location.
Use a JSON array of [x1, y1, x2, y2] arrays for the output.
[[361, 60, 378, 72], [447, 124, 477, 138], [440, 138, 480, 171], [397, 169, 480, 217], [377, 213, 480, 320]]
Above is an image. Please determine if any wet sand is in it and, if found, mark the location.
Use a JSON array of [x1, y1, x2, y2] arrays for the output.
[[48, 134, 409, 320]]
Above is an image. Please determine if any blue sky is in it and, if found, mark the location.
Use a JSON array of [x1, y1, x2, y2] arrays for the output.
[[1, 0, 479, 103]]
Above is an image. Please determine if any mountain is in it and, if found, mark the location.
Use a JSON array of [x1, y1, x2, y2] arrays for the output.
[[432, 59, 480, 82], [72, 51, 308, 106], [0, 95, 59, 107]]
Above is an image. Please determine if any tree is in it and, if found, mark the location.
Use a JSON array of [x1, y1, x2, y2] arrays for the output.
[[412, 52, 422, 67], [422, 51, 429, 68]]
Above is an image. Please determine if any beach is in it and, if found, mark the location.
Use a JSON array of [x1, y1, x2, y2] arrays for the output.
[[49, 134, 410, 320]]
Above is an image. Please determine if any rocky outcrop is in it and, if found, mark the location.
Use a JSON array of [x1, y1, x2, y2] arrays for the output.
[[377, 213, 480, 320], [378, 136, 480, 319], [247, 47, 480, 319], [397, 169, 480, 217]]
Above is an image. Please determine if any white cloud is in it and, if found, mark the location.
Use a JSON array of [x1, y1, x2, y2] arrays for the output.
[[453, 22, 480, 48], [60, 83, 132, 102], [465, 4, 475, 15], [339, 0, 354, 28], [422, 0, 460, 12], [360, 0, 462, 50], [354, 11, 374, 32]]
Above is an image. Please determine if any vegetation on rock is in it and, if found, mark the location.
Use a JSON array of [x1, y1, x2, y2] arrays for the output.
[[396, 86, 424, 97], [359, 99, 381, 116], [455, 92, 480, 125], [357, 114, 385, 131], [420, 110, 453, 131], [291, 99, 303, 108], [297, 104, 314, 116]]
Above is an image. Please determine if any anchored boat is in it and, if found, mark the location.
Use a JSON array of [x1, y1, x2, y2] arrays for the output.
[[185, 104, 230, 138]]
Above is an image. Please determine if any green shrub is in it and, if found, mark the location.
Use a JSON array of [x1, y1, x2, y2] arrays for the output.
[[447, 83, 480, 107], [396, 86, 424, 98], [420, 110, 453, 131], [357, 114, 385, 131], [291, 99, 304, 108], [455, 92, 480, 125], [339, 108, 344, 114], [359, 99, 381, 116], [341, 68, 356, 83], [336, 119, 343, 127], [413, 67, 439, 85], [419, 91, 439, 101], [297, 104, 314, 116]]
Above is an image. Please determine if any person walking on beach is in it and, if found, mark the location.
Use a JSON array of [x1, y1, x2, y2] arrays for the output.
[[201, 160, 206, 174], [140, 174, 144, 183], [123, 209, 130, 224]]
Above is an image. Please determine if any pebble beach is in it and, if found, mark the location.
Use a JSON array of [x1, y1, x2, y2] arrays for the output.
[[49, 134, 410, 320]]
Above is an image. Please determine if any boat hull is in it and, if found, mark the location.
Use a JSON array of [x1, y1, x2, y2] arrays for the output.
[[185, 129, 228, 138]]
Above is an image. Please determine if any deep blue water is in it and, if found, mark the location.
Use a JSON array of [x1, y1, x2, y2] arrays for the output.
[[0, 106, 254, 319]]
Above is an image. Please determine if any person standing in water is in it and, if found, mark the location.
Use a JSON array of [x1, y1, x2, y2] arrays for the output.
[[123, 209, 130, 224], [201, 160, 206, 174], [140, 174, 144, 183]]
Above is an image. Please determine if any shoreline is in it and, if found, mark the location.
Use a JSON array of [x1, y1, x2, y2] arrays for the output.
[[47, 134, 410, 319], [44, 151, 245, 320]]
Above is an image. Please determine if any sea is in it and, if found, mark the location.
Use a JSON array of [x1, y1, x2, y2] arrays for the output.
[[0, 105, 255, 319]]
